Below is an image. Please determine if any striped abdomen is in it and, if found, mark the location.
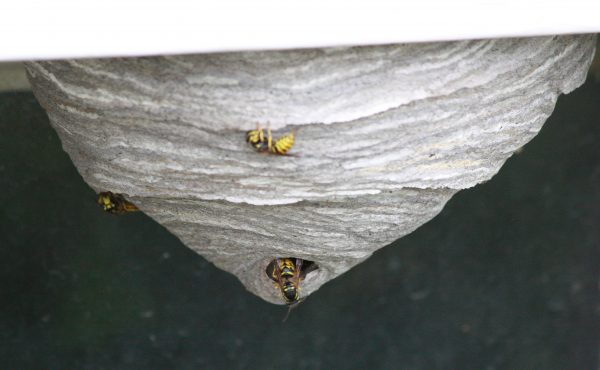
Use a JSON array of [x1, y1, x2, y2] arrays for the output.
[[271, 131, 295, 155]]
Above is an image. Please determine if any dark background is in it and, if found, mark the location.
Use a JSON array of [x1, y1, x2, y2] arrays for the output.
[[0, 75, 599, 369]]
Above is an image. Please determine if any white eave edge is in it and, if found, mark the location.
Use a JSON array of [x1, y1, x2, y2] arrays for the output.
[[1, 0, 600, 62]]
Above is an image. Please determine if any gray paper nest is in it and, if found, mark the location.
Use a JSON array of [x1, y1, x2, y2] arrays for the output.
[[26, 35, 596, 304]]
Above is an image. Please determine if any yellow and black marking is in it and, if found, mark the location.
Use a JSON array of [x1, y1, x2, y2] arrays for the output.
[[245, 125, 265, 150], [266, 258, 317, 305], [246, 123, 296, 155], [270, 131, 295, 155], [97, 191, 139, 215]]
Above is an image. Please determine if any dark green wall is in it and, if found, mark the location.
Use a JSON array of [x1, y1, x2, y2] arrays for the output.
[[0, 78, 599, 369]]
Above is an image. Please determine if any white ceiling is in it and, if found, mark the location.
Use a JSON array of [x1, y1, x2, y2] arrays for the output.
[[2, 0, 599, 61]]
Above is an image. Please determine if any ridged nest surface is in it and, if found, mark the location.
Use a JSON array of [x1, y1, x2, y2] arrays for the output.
[[26, 35, 596, 304]]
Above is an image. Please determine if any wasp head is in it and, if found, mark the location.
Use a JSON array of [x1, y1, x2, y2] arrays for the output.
[[97, 192, 115, 211]]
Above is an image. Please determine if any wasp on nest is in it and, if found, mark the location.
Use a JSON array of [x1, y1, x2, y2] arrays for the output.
[[266, 258, 318, 320], [97, 192, 139, 215], [246, 123, 296, 155]]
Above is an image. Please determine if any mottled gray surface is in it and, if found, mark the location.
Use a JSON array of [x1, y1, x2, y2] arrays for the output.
[[25, 35, 596, 303]]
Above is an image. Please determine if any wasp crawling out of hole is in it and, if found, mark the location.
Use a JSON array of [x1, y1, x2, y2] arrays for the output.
[[266, 258, 318, 306], [97, 192, 139, 215], [246, 123, 296, 155]]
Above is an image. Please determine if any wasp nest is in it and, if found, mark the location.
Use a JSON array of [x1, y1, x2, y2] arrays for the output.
[[26, 35, 596, 304]]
